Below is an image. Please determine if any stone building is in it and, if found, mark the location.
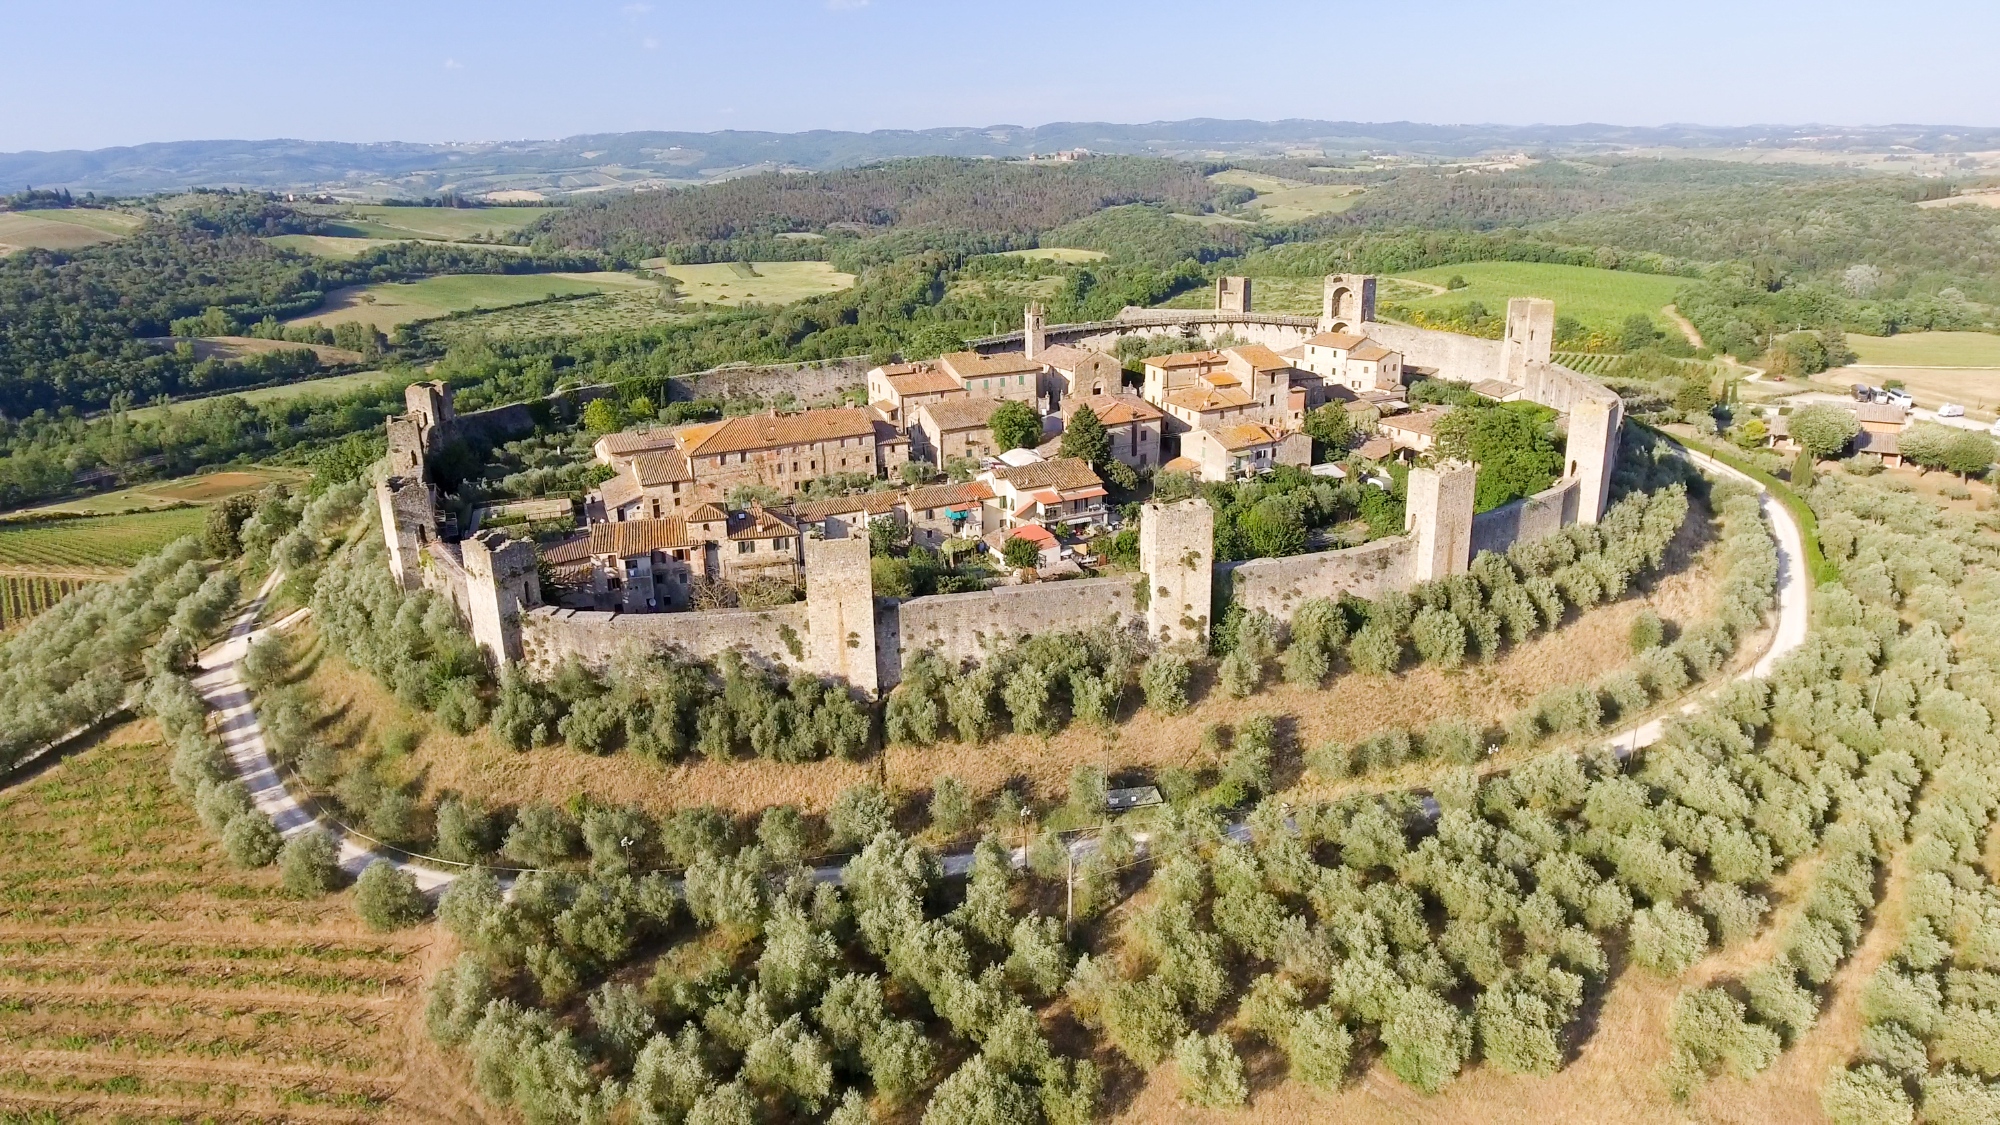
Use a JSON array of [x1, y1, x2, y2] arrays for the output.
[[675, 408, 881, 496], [865, 363, 965, 427], [912, 397, 1005, 466], [543, 517, 700, 611], [937, 351, 1047, 403], [1059, 393, 1164, 469], [980, 457, 1110, 533], [1040, 345, 1125, 401], [1178, 422, 1311, 481]]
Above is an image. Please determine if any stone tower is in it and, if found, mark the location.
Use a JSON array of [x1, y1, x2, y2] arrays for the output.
[[1215, 276, 1252, 314], [1319, 274, 1377, 332], [1139, 498, 1215, 649], [385, 380, 457, 477], [805, 533, 879, 697], [461, 529, 541, 666], [1023, 303, 1046, 361], [376, 475, 434, 591], [1405, 460, 1478, 582], [1566, 396, 1623, 525], [1500, 297, 1556, 384]]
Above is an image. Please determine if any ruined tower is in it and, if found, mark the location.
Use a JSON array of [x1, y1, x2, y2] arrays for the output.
[[805, 533, 880, 697], [376, 475, 434, 591], [1499, 297, 1556, 384], [1566, 396, 1623, 525], [1215, 276, 1252, 314], [1139, 498, 1215, 649], [461, 529, 541, 666], [1319, 274, 1377, 333], [1405, 460, 1478, 582], [1023, 303, 1046, 361]]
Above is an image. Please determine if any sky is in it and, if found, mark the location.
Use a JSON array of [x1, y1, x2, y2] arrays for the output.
[[5, 0, 1997, 152]]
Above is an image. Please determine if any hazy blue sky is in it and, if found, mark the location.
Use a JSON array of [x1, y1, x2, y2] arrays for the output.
[[6, 0, 1996, 151]]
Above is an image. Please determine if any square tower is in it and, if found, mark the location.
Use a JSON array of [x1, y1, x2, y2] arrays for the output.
[[1215, 276, 1252, 314], [1500, 298, 1556, 383], [1320, 275, 1377, 333], [805, 533, 880, 697], [462, 529, 540, 666], [1139, 498, 1215, 649], [1566, 396, 1622, 525], [1405, 460, 1477, 581]]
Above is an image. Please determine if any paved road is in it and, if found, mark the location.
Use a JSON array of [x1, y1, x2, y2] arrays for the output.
[[196, 451, 1812, 891]]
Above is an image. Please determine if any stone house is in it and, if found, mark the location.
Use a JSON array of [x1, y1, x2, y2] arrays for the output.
[[1380, 406, 1448, 454], [543, 517, 699, 612], [790, 490, 904, 540], [1060, 393, 1164, 470], [938, 351, 1048, 404], [1219, 344, 1298, 427], [913, 397, 1006, 466], [718, 504, 805, 585], [675, 408, 880, 496], [902, 480, 994, 549], [1297, 330, 1405, 393], [1179, 422, 1313, 482], [1039, 344, 1125, 401], [865, 363, 966, 427], [981, 457, 1110, 533], [1141, 349, 1228, 406], [1161, 382, 1257, 438], [593, 449, 700, 522], [592, 427, 680, 466]]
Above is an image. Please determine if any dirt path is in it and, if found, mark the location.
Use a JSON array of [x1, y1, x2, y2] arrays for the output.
[[1663, 304, 1703, 349]]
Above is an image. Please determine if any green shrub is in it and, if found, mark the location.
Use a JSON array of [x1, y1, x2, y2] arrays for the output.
[[279, 829, 344, 895], [221, 811, 282, 867], [1173, 1031, 1248, 1108], [1140, 652, 1191, 715], [354, 860, 430, 930]]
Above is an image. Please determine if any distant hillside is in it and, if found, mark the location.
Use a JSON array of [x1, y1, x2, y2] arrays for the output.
[[5, 120, 1998, 198]]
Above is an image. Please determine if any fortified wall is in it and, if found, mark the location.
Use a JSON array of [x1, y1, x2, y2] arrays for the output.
[[378, 276, 1625, 695]]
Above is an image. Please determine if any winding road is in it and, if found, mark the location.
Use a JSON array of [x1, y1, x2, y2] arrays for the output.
[[195, 447, 1812, 891]]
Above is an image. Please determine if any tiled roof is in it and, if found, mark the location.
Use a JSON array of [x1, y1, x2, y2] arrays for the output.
[[599, 469, 643, 509], [630, 450, 693, 486], [1471, 379, 1522, 400], [1145, 350, 1223, 370], [727, 506, 799, 541], [1165, 386, 1253, 412], [686, 502, 728, 523], [1214, 422, 1287, 451], [1225, 343, 1292, 370], [1162, 456, 1201, 473], [1067, 393, 1161, 426], [940, 350, 1044, 379], [789, 490, 902, 523], [681, 409, 876, 457], [1381, 407, 1447, 437], [1277, 344, 1306, 362], [1854, 429, 1901, 455], [884, 366, 965, 396], [1306, 331, 1366, 350], [1354, 435, 1394, 460], [1852, 402, 1908, 426], [542, 518, 690, 564], [905, 481, 994, 510], [1033, 344, 1094, 371], [990, 456, 1102, 492], [597, 428, 679, 457], [1350, 343, 1395, 362], [871, 362, 925, 377], [919, 396, 1005, 432]]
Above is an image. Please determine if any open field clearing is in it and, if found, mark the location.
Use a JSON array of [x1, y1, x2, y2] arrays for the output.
[[267, 233, 534, 259], [1211, 168, 1367, 222], [318, 204, 552, 241], [0, 731, 468, 1124], [1391, 262, 1689, 333], [1915, 187, 2000, 209], [1843, 330, 2000, 367], [1822, 365, 2000, 418], [303, 500, 1722, 821], [639, 259, 857, 306], [28, 467, 307, 517], [0, 508, 206, 568], [1169, 210, 1258, 227], [142, 334, 366, 366], [994, 247, 1108, 263], [286, 271, 658, 331], [1158, 274, 1331, 314], [427, 289, 688, 344], [0, 209, 144, 253], [121, 371, 409, 424]]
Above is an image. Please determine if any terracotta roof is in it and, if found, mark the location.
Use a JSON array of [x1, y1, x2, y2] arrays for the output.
[[1200, 370, 1244, 388], [1852, 402, 1908, 426], [1277, 344, 1306, 362], [1349, 343, 1395, 362], [1033, 344, 1093, 371], [630, 450, 693, 486], [1066, 393, 1161, 427], [990, 456, 1102, 492], [727, 506, 799, 541], [687, 502, 728, 523], [905, 481, 994, 510], [1354, 436, 1394, 460], [789, 490, 902, 523], [1162, 456, 1201, 473], [919, 396, 1006, 432], [1145, 350, 1224, 370], [1008, 524, 1057, 547], [1165, 386, 1254, 412], [1306, 331, 1366, 350], [1225, 344, 1292, 371], [1854, 429, 1900, 455], [940, 351, 1044, 379], [873, 419, 908, 445], [1214, 422, 1288, 451], [597, 428, 679, 457], [871, 362, 925, 377], [542, 518, 690, 564], [884, 367, 965, 396], [599, 469, 643, 509], [1381, 407, 1447, 437], [681, 409, 876, 458]]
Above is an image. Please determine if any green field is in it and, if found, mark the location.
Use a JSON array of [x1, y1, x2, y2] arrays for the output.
[[121, 373, 408, 423], [0, 209, 143, 253], [286, 271, 660, 331], [640, 259, 857, 306], [428, 291, 691, 344], [1210, 169, 1366, 222], [995, 247, 1108, 263], [0, 575, 99, 631], [318, 204, 552, 241], [1844, 331, 2000, 367], [1391, 261, 1690, 332], [266, 233, 535, 259], [0, 508, 207, 568]]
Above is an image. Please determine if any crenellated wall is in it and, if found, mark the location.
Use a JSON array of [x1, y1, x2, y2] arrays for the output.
[[522, 601, 812, 679], [1471, 478, 1580, 558], [1219, 537, 1412, 626], [877, 577, 1139, 683]]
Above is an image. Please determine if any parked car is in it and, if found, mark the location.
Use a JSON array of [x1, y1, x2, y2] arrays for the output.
[[1939, 402, 1966, 418], [1851, 383, 1876, 402], [1886, 389, 1914, 410]]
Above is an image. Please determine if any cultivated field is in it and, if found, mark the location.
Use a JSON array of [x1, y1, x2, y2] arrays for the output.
[[1915, 187, 2000, 209], [0, 730, 468, 1124], [0, 209, 143, 254], [0, 508, 207, 568], [1831, 365, 2000, 419], [995, 247, 1108, 263], [1391, 262, 1689, 333], [0, 574, 101, 632], [144, 335, 366, 366], [286, 272, 660, 331], [639, 259, 857, 306], [121, 372, 410, 424], [426, 291, 688, 344], [1211, 169, 1367, 223], [1843, 330, 2000, 367], [267, 234, 534, 260], [318, 204, 552, 242], [29, 467, 306, 517]]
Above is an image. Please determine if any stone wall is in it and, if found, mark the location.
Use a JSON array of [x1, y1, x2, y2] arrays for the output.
[[1471, 478, 1580, 558], [877, 577, 1139, 684], [1219, 537, 1412, 627], [1354, 321, 1506, 384], [521, 602, 813, 679], [670, 357, 871, 405]]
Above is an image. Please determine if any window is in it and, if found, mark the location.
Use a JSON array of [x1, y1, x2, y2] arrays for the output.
[[775, 537, 791, 551], [738, 541, 753, 554]]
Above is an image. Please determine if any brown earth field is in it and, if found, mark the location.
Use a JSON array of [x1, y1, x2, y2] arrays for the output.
[[302, 497, 1727, 825], [142, 335, 367, 367], [0, 723, 485, 1124]]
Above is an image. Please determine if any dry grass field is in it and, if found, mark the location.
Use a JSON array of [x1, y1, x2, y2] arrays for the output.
[[287, 272, 659, 332], [638, 259, 857, 306], [996, 247, 1109, 263], [0, 727, 479, 1124], [1842, 331, 2000, 368], [28, 466, 307, 516], [1209, 170, 1367, 222], [319, 205, 552, 242], [0, 209, 144, 254], [302, 499, 1725, 824]]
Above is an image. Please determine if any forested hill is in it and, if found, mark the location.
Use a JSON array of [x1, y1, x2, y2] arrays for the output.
[[0, 196, 602, 415], [530, 157, 1221, 260]]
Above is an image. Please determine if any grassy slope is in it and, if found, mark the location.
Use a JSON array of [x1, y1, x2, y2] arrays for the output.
[[1393, 261, 1688, 332], [641, 259, 857, 306], [286, 271, 657, 330], [324, 204, 552, 241], [1844, 330, 2000, 367]]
